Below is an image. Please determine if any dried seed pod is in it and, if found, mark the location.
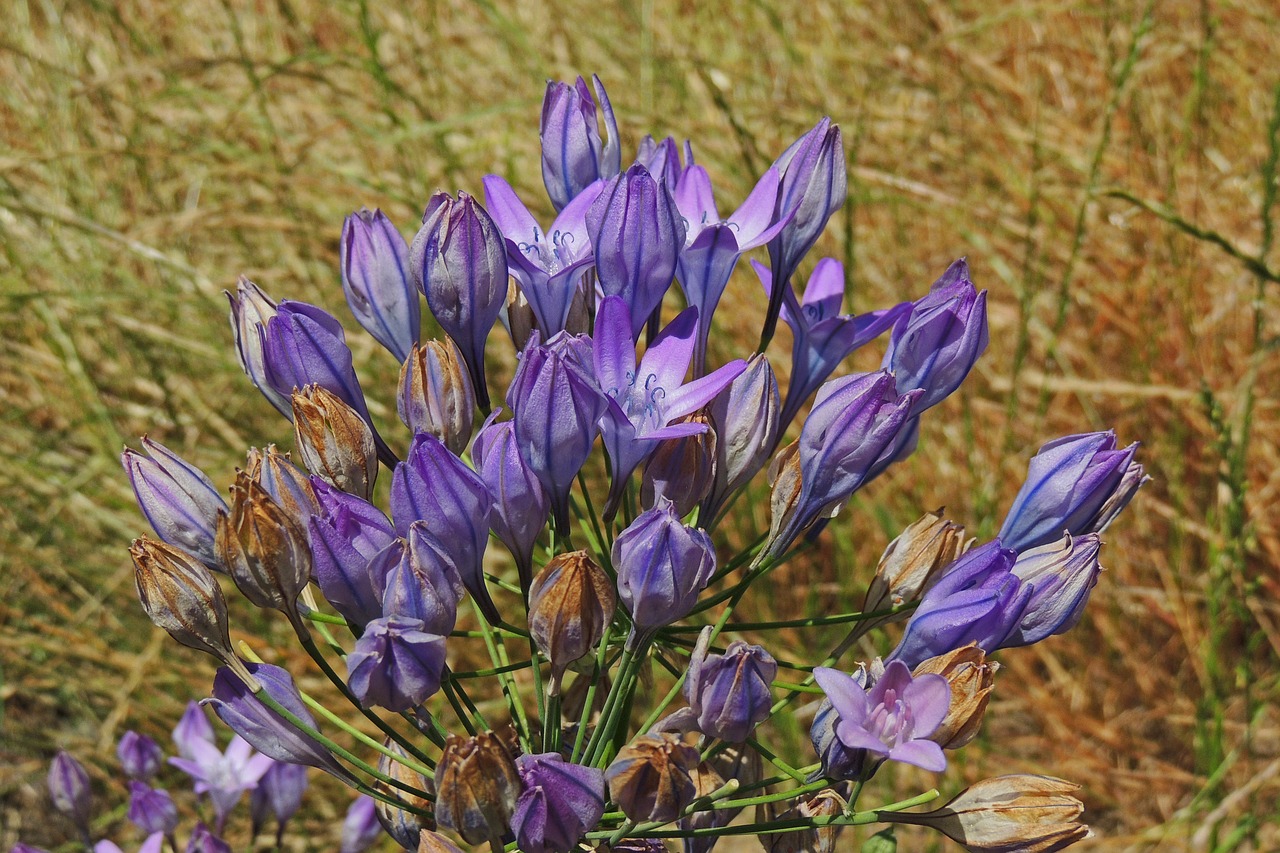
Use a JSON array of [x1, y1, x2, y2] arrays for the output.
[[863, 508, 971, 617], [216, 474, 312, 627], [758, 788, 846, 853], [375, 740, 436, 849], [641, 411, 718, 517], [292, 384, 378, 499], [528, 551, 616, 694], [398, 339, 476, 457], [247, 444, 320, 528], [605, 734, 700, 823], [435, 732, 521, 846], [912, 643, 999, 749]]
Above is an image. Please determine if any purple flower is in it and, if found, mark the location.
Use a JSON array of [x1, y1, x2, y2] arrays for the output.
[[540, 75, 620, 212], [882, 259, 988, 411], [341, 208, 419, 362], [249, 761, 308, 839], [339, 796, 382, 853], [471, 410, 551, 591], [483, 174, 604, 337], [172, 702, 215, 762], [204, 663, 350, 779], [410, 191, 508, 411], [674, 164, 792, 374], [636, 135, 693, 192], [658, 627, 777, 744], [755, 258, 910, 432], [380, 523, 464, 635], [512, 753, 607, 853], [614, 498, 717, 645], [888, 542, 1031, 668], [117, 731, 164, 781], [507, 331, 609, 535], [587, 164, 687, 338], [1006, 533, 1103, 646], [593, 295, 745, 520], [813, 660, 949, 774], [123, 437, 228, 570], [999, 431, 1147, 552], [128, 781, 179, 836], [227, 276, 291, 416], [760, 118, 847, 348], [169, 733, 272, 830], [308, 480, 398, 628], [390, 431, 497, 622], [48, 751, 91, 831], [346, 616, 447, 712], [185, 824, 231, 853]]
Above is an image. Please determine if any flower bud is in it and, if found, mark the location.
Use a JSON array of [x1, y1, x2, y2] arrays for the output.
[[605, 733, 700, 823], [309, 481, 397, 628], [703, 354, 781, 521], [435, 731, 522, 846], [758, 789, 847, 853], [374, 740, 435, 849], [541, 75, 620, 212], [667, 627, 776, 744], [186, 824, 232, 853], [48, 750, 91, 830], [250, 762, 308, 840], [216, 475, 312, 624], [130, 537, 239, 672], [513, 753, 607, 853], [882, 775, 1090, 852], [117, 731, 164, 781], [340, 796, 382, 853], [417, 830, 466, 853], [246, 445, 320, 530], [912, 644, 998, 749], [641, 412, 717, 518], [341, 207, 419, 362], [528, 551, 616, 694], [347, 616, 447, 712], [381, 524, 464, 635], [863, 509, 971, 619], [291, 385, 378, 500], [227, 276, 291, 416], [472, 410, 551, 591], [399, 340, 476, 457], [123, 437, 228, 569], [129, 781, 180, 836], [1006, 533, 1103, 647]]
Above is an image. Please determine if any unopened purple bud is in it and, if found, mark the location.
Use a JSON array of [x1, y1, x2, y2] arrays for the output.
[[587, 164, 686, 338], [682, 627, 777, 743], [339, 796, 382, 853], [117, 731, 164, 781], [613, 498, 717, 645], [636, 134, 693, 192], [883, 259, 988, 411], [250, 762, 308, 838], [702, 353, 780, 521], [185, 824, 232, 853], [1006, 533, 1103, 646], [513, 753, 607, 853], [540, 75, 620, 212], [381, 523, 464, 635], [409, 191, 507, 411], [128, 781, 179, 836], [398, 340, 476, 457], [172, 702, 215, 761], [471, 410, 551, 591], [999, 431, 1147, 552], [390, 431, 497, 623], [347, 616, 447, 712], [341, 208, 419, 362], [48, 751, 91, 830], [261, 301, 374, 428], [123, 437, 228, 569], [227, 276, 291, 416], [309, 480, 397, 628]]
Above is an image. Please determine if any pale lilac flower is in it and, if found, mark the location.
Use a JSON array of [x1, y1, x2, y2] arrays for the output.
[[168, 734, 273, 831], [122, 438, 228, 570]]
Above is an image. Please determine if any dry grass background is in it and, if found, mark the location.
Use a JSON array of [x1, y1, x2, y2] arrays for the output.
[[1, 0, 1278, 850]]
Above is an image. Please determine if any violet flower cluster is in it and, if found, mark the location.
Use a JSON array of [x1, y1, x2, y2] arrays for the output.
[[18, 73, 1147, 853]]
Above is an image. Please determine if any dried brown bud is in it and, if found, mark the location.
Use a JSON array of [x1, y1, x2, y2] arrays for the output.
[[216, 474, 311, 624], [435, 731, 521, 845], [863, 508, 971, 618], [605, 733, 701, 823], [417, 830, 466, 853], [641, 411, 718, 517], [506, 278, 537, 353], [375, 740, 436, 848], [758, 788, 847, 853], [398, 340, 476, 457], [677, 761, 730, 852], [292, 385, 378, 499], [528, 551, 616, 694], [131, 537, 240, 670], [882, 775, 1090, 852], [766, 440, 803, 550], [913, 643, 999, 749], [246, 444, 320, 526], [564, 278, 592, 337]]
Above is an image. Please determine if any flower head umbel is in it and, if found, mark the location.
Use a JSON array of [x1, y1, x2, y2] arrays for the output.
[[813, 660, 949, 775], [540, 74, 620, 212]]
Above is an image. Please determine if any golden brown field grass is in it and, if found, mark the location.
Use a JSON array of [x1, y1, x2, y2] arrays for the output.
[[1, 0, 1277, 849]]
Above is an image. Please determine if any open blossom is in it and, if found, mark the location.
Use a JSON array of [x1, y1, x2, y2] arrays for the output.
[[168, 733, 273, 829]]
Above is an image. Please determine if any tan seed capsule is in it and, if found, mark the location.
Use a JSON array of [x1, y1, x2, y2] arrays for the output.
[[758, 788, 847, 853], [605, 733, 701, 823], [216, 474, 311, 625], [292, 385, 378, 499], [765, 441, 803, 552], [435, 731, 521, 846], [863, 508, 972, 618], [398, 340, 476, 457], [417, 829, 466, 853], [912, 643, 998, 749], [641, 411, 718, 518], [528, 551, 616, 695], [374, 740, 436, 848]]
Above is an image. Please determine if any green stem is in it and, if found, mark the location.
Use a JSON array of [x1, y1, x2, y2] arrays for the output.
[[473, 600, 532, 751], [296, 687, 435, 777], [571, 633, 615, 763]]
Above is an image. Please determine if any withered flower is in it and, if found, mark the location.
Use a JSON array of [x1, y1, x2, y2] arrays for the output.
[[398, 339, 476, 457], [912, 643, 998, 749], [216, 474, 312, 630], [758, 788, 847, 853], [435, 732, 521, 846], [292, 384, 378, 500], [605, 733, 700, 823], [374, 740, 435, 849], [528, 551, 616, 694], [863, 509, 971, 618]]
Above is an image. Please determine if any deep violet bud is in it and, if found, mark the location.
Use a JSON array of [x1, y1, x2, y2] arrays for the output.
[[1005, 533, 1103, 647], [341, 207, 419, 362], [540, 74, 620, 212], [813, 660, 950, 775], [381, 523, 464, 636], [261, 301, 371, 422], [528, 551, 616, 694], [292, 385, 378, 500], [587, 164, 687, 337], [48, 751, 91, 830], [435, 732, 522, 846], [340, 796, 382, 853], [398, 339, 476, 457], [346, 616, 447, 712], [702, 353, 780, 521], [309, 480, 397, 628], [250, 762, 308, 839], [207, 663, 351, 778], [760, 118, 848, 348], [667, 626, 777, 744], [637, 135, 694, 192], [513, 753, 607, 853], [123, 437, 228, 569], [605, 734, 700, 823], [228, 276, 291, 416], [882, 258, 988, 411], [640, 411, 717, 518], [888, 541, 1031, 668], [390, 431, 498, 623], [999, 431, 1147, 552], [507, 331, 608, 535], [613, 498, 717, 646], [128, 781, 179, 836], [185, 824, 232, 853], [471, 410, 551, 591], [409, 191, 507, 411], [117, 731, 164, 781]]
